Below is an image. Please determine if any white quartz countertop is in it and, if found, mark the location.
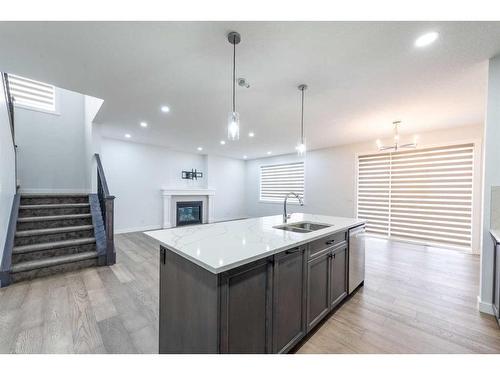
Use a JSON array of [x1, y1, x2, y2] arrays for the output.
[[145, 213, 365, 274]]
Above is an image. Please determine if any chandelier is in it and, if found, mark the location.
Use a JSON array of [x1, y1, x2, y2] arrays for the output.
[[376, 121, 418, 152]]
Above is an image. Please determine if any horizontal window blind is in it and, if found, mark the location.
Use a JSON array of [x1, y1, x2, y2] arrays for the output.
[[8, 74, 56, 112], [260, 162, 305, 203], [357, 143, 474, 250]]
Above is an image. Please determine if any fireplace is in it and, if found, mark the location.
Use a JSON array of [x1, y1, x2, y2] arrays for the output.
[[176, 201, 203, 226]]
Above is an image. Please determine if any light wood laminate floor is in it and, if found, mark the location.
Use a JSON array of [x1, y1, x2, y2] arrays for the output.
[[0, 232, 498, 353]]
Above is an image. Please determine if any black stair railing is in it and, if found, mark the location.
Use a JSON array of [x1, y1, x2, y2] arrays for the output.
[[3, 73, 18, 189], [95, 153, 116, 265]]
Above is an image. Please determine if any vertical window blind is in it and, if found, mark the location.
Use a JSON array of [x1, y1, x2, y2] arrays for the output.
[[7, 74, 56, 112], [357, 143, 474, 249], [260, 162, 305, 203]]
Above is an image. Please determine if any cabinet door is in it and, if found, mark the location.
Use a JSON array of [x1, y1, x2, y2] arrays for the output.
[[494, 244, 500, 317], [219, 258, 273, 353], [330, 245, 348, 309], [272, 247, 307, 353], [306, 252, 331, 332]]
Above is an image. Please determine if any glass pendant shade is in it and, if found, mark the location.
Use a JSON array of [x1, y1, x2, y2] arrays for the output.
[[227, 111, 240, 140], [296, 140, 306, 156]]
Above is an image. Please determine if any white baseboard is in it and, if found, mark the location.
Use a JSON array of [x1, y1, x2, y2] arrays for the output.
[[19, 188, 91, 194], [115, 225, 162, 234], [477, 295, 494, 315]]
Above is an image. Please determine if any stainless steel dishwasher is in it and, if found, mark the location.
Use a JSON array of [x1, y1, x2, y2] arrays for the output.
[[348, 224, 366, 294]]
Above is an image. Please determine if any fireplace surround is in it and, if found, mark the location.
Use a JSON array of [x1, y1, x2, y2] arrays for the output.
[[161, 188, 216, 228]]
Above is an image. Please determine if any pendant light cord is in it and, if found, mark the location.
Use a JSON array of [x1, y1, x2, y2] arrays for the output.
[[300, 87, 305, 143], [232, 36, 236, 113]]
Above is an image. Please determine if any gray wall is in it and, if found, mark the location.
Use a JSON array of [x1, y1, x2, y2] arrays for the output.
[[207, 155, 246, 222], [101, 137, 208, 233], [479, 55, 500, 313], [100, 138, 247, 233], [16, 87, 88, 193], [245, 124, 483, 253], [0, 78, 16, 265]]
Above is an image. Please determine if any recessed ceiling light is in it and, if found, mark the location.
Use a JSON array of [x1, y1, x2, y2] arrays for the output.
[[197, 147, 203, 151], [243, 155, 247, 159], [140, 121, 148, 128], [267, 151, 272, 155], [124, 133, 131, 139], [161, 105, 170, 113], [220, 140, 226, 145], [415, 32, 439, 48], [248, 132, 255, 137]]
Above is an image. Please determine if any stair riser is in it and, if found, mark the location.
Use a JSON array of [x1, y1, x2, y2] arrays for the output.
[[21, 196, 89, 205], [11, 258, 99, 283], [15, 229, 95, 247], [12, 243, 97, 263], [16, 216, 93, 231], [18, 206, 90, 217]]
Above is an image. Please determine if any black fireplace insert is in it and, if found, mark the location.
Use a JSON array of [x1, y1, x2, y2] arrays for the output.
[[176, 201, 203, 226]]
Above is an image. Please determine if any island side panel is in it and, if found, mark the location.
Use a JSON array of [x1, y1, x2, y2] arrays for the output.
[[159, 246, 219, 353]]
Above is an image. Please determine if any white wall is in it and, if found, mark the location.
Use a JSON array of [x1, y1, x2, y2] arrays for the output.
[[15, 87, 88, 193], [100, 138, 245, 233], [0, 80, 16, 264], [84, 95, 104, 191], [246, 124, 484, 253], [207, 155, 246, 222], [479, 55, 500, 314]]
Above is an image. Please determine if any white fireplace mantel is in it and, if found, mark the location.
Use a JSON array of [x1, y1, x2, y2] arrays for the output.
[[161, 188, 216, 228]]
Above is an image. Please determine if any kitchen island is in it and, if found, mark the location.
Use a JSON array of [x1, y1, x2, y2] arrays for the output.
[[146, 213, 366, 354]]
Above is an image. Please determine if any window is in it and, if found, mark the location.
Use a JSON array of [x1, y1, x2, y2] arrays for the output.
[[260, 162, 305, 203], [7, 74, 56, 112], [357, 143, 474, 250]]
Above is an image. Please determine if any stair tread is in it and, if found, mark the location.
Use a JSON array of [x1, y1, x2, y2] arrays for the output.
[[11, 251, 98, 273], [17, 213, 92, 222], [19, 203, 90, 209], [13, 237, 96, 254], [21, 193, 89, 198], [15, 225, 94, 237]]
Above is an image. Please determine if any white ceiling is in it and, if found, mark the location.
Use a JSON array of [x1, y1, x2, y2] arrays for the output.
[[1, 21, 500, 159]]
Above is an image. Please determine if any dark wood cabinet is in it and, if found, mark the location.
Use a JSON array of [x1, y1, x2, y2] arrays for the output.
[[493, 242, 500, 322], [220, 258, 273, 353], [272, 246, 307, 353], [159, 229, 355, 353], [306, 251, 331, 331], [306, 242, 348, 333], [330, 245, 348, 309]]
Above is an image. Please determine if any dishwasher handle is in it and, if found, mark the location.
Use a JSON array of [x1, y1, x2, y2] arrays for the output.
[[349, 225, 366, 236]]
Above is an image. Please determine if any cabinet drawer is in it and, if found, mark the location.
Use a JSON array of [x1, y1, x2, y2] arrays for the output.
[[308, 231, 347, 259]]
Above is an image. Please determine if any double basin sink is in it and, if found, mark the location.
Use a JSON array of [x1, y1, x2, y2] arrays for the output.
[[273, 221, 332, 233]]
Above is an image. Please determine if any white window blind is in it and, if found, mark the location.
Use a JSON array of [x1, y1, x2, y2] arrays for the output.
[[357, 143, 474, 250], [260, 162, 305, 203], [8, 74, 56, 112]]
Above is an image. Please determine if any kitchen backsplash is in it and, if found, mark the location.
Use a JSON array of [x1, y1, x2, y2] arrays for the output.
[[491, 186, 500, 229]]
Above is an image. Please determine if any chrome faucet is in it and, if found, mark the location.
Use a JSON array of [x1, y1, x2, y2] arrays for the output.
[[283, 192, 304, 223]]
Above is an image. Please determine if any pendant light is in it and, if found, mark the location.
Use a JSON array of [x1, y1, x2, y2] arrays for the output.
[[376, 120, 418, 152], [227, 32, 241, 140], [296, 84, 308, 156]]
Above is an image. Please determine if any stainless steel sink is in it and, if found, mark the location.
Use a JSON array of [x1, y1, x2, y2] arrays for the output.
[[274, 221, 332, 233]]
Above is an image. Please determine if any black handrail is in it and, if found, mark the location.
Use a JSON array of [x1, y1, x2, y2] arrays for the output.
[[2, 73, 18, 191], [2, 72, 14, 144], [95, 153, 116, 265]]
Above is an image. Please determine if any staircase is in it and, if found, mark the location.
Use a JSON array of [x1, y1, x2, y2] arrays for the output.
[[10, 194, 99, 283]]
